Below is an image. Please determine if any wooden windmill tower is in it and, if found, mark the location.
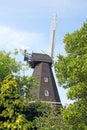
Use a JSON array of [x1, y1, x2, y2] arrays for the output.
[[23, 15, 62, 108]]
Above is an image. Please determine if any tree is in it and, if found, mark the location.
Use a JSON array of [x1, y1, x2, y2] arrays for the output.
[[54, 22, 87, 130], [24, 101, 70, 130], [0, 74, 32, 130], [0, 50, 38, 99], [0, 50, 38, 129], [0, 50, 21, 81]]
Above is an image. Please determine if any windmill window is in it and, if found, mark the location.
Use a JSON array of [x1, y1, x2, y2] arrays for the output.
[[44, 77, 48, 82], [44, 90, 49, 96]]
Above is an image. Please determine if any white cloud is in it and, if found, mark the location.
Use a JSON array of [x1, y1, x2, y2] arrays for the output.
[[0, 26, 45, 52]]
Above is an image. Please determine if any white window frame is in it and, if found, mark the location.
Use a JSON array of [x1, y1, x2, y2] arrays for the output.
[[44, 90, 49, 96], [44, 77, 48, 83]]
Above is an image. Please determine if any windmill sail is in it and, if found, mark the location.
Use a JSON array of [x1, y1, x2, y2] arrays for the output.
[[50, 14, 57, 59]]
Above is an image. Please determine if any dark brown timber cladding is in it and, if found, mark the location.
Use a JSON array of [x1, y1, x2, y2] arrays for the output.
[[24, 53, 62, 107], [30, 61, 62, 107]]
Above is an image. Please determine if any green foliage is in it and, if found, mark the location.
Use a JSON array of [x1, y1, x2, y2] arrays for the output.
[[0, 50, 38, 100], [24, 101, 52, 121], [54, 22, 87, 129], [24, 101, 70, 130], [0, 74, 32, 130], [15, 75, 38, 100], [0, 50, 38, 129], [62, 101, 87, 130], [33, 103, 70, 130], [0, 51, 21, 81]]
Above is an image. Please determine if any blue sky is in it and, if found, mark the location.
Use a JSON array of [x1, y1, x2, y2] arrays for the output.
[[0, 0, 87, 105]]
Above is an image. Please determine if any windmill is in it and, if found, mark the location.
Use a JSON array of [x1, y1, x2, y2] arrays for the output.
[[23, 14, 62, 108]]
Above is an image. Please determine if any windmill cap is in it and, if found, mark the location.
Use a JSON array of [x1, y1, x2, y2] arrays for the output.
[[29, 53, 53, 68]]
